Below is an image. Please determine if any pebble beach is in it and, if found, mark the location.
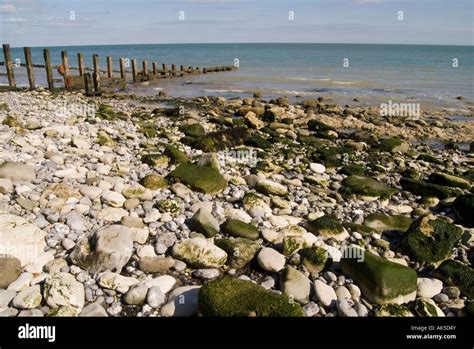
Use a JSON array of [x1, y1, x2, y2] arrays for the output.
[[0, 88, 472, 318]]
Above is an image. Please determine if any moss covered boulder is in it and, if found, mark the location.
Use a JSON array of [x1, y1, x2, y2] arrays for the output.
[[194, 127, 249, 152], [374, 304, 413, 317], [400, 215, 463, 264], [340, 175, 397, 200], [96, 131, 116, 147], [172, 237, 227, 268], [453, 194, 474, 227], [299, 246, 329, 273], [198, 276, 304, 317], [169, 162, 227, 194], [221, 219, 260, 240], [282, 236, 308, 256], [378, 138, 409, 153], [215, 237, 260, 269], [363, 213, 412, 232], [400, 178, 461, 199], [141, 153, 169, 168], [163, 145, 189, 164], [245, 134, 272, 150], [428, 172, 471, 190], [340, 246, 417, 304], [254, 179, 288, 196], [180, 123, 205, 138], [433, 259, 473, 298], [141, 174, 168, 189], [307, 214, 349, 241]]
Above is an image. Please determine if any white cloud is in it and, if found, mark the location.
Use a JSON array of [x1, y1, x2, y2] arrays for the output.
[[0, 4, 16, 13]]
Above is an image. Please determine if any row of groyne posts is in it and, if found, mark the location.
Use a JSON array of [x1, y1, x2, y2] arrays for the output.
[[0, 44, 236, 96]]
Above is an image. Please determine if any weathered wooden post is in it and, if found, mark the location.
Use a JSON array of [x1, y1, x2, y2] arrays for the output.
[[131, 59, 137, 82], [171, 64, 176, 76], [107, 56, 113, 78], [93, 72, 101, 94], [162, 63, 167, 76], [203, 67, 207, 74], [43, 48, 54, 90], [142, 60, 148, 81], [152, 62, 158, 76], [119, 58, 126, 79], [2, 44, 16, 87], [77, 53, 85, 76], [92, 54, 100, 74], [23, 47, 35, 89], [61, 51, 71, 90], [84, 73, 92, 96]]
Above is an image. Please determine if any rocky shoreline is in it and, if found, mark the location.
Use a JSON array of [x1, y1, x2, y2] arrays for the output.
[[0, 89, 472, 317]]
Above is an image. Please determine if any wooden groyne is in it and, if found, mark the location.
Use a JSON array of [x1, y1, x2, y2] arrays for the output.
[[0, 44, 236, 96]]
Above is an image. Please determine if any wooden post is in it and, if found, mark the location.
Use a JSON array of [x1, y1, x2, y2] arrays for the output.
[[77, 53, 85, 76], [43, 48, 54, 90], [2, 44, 16, 87], [203, 68, 207, 74], [92, 54, 100, 74], [142, 60, 148, 81], [119, 58, 126, 79], [84, 73, 92, 96], [106, 56, 113, 78], [171, 64, 176, 76], [131, 59, 137, 82], [162, 63, 167, 76], [93, 72, 101, 94], [61, 51, 71, 90], [180, 65, 184, 76], [23, 47, 35, 89], [152, 62, 158, 76]]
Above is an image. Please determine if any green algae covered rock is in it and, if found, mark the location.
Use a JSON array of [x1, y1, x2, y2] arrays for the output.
[[221, 219, 260, 240], [433, 259, 474, 298], [400, 178, 461, 199], [190, 208, 220, 238], [141, 174, 168, 189], [363, 213, 412, 232], [374, 304, 413, 317], [307, 214, 349, 241], [169, 162, 227, 194], [198, 276, 304, 317], [172, 237, 227, 268], [414, 298, 443, 317], [453, 194, 474, 227], [214, 237, 260, 269], [340, 175, 397, 199], [194, 127, 249, 152], [340, 246, 417, 304], [378, 138, 409, 153], [400, 215, 463, 264], [180, 123, 205, 138], [163, 145, 189, 164], [299, 246, 329, 273], [428, 172, 471, 190]]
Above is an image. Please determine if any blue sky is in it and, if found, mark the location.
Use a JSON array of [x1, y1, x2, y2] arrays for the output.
[[0, 0, 473, 46]]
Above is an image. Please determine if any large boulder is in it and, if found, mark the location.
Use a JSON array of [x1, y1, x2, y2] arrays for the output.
[[0, 214, 46, 266], [340, 175, 397, 200], [189, 208, 220, 238], [198, 276, 304, 316], [453, 194, 474, 227], [307, 214, 349, 241], [400, 215, 463, 264], [169, 162, 227, 194], [433, 259, 473, 299], [340, 246, 417, 304], [400, 178, 461, 199], [428, 172, 471, 190], [172, 237, 227, 268], [280, 266, 311, 304], [70, 225, 133, 273]]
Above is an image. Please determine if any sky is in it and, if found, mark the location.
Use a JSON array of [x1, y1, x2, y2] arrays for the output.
[[0, 0, 473, 47]]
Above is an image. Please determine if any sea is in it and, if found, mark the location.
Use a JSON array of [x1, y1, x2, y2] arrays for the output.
[[2, 43, 473, 109]]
